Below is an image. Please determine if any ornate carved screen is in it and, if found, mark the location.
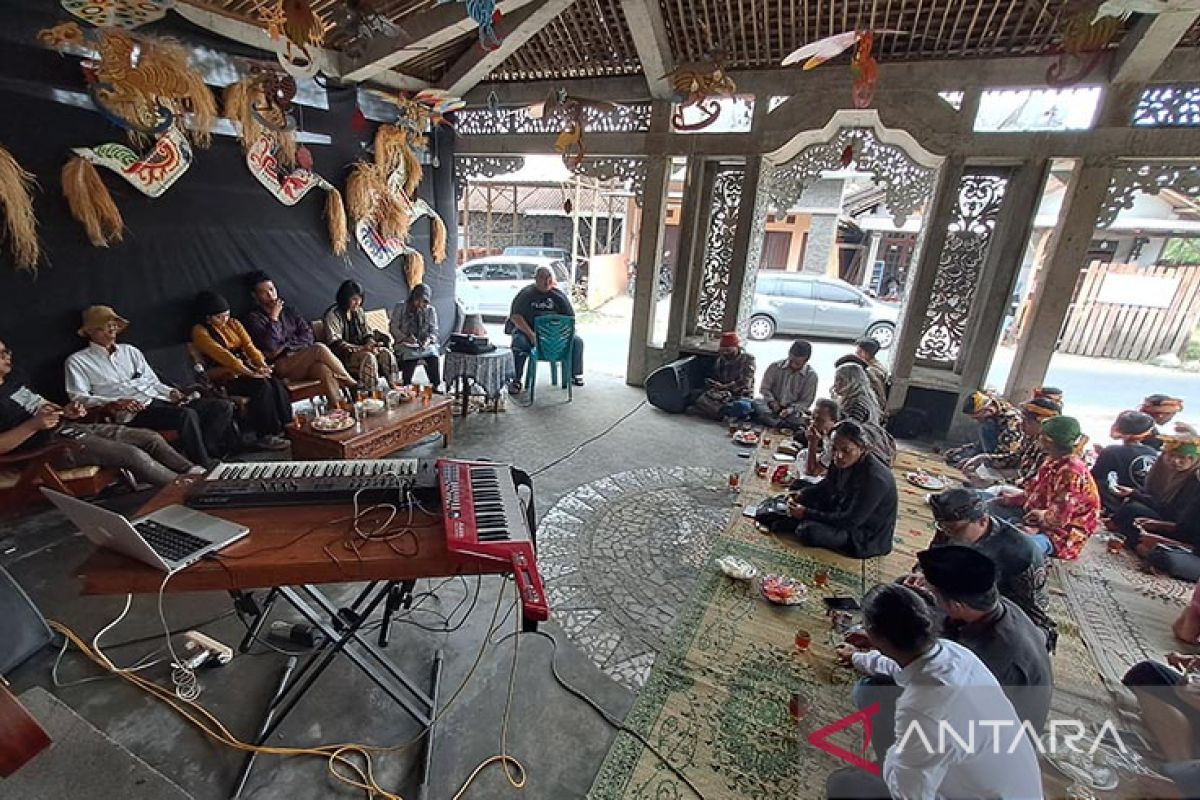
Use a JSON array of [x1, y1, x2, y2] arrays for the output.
[[694, 166, 747, 333], [915, 170, 1011, 369], [1133, 86, 1200, 128], [454, 156, 526, 202], [454, 103, 654, 136], [1100, 162, 1200, 228]]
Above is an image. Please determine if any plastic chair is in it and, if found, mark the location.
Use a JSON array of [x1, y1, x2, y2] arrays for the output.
[[525, 314, 575, 403]]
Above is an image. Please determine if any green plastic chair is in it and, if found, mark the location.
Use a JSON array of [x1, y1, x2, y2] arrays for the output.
[[525, 314, 575, 403]]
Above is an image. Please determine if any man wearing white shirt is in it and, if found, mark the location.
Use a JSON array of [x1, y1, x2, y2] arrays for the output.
[[65, 306, 234, 469], [826, 584, 1044, 800]]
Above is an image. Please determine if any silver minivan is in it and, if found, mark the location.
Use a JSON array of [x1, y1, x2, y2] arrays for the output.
[[748, 273, 898, 348]]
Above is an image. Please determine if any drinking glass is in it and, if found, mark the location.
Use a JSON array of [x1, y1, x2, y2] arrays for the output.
[[794, 630, 812, 653]]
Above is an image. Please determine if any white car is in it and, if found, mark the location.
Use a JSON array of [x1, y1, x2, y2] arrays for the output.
[[457, 255, 567, 318]]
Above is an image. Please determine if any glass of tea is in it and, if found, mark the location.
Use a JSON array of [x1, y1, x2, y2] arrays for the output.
[[1106, 535, 1125, 555], [423, 385, 434, 402], [814, 570, 830, 589], [788, 691, 811, 725], [794, 629, 812, 653], [762, 432, 773, 447], [728, 472, 740, 489]]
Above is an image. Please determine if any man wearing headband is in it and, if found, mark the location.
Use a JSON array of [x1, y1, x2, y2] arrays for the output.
[[1112, 435, 1200, 557], [753, 339, 817, 428], [944, 391, 1024, 475], [1008, 397, 1063, 489], [1142, 394, 1196, 450], [785, 419, 897, 558], [688, 332, 756, 421], [997, 415, 1100, 560], [1092, 410, 1159, 516], [922, 488, 1055, 647]]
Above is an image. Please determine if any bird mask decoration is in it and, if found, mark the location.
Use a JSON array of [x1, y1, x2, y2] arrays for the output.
[[782, 30, 905, 109]]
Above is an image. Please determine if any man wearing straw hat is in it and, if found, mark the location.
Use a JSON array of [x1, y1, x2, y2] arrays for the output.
[[66, 305, 235, 469]]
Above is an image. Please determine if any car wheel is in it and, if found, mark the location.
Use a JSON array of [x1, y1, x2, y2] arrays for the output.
[[865, 321, 895, 349], [748, 315, 776, 341]]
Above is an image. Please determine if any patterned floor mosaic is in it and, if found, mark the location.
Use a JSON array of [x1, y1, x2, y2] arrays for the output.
[[538, 466, 734, 690]]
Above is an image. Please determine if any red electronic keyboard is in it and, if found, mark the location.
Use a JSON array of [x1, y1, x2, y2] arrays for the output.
[[437, 459, 550, 624]]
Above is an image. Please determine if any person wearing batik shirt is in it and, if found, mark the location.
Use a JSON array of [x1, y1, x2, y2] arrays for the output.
[[948, 391, 1025, 473], [999, 416, 1100, 561], [1012, 397, 1063, 486], [689, 332, 756, 421]]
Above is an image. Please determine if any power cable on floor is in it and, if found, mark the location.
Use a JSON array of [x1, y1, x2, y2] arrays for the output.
[[529, 400, 648, 477]]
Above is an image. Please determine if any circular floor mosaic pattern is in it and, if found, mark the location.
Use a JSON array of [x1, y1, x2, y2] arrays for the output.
[[538, 466, 733, 691]]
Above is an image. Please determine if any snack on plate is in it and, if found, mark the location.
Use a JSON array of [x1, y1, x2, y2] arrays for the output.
[[311, 410, 355, 432], [905, 470, 947, 490], [716, 556, 759, 581], [760, 574, 807, 605], [733, 430, 760, 446]]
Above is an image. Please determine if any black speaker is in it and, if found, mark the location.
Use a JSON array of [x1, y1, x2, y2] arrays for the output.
[[899, 386, 962, 438], [645, 356, 706, 414], [0, 568, 52, 675]]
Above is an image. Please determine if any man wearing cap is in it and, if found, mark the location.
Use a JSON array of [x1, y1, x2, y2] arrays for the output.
[[998, 415, 1100, 560], [825, 583, 1042, 800], [835, 337, 889, 407], [924, 488, 1056, 648], [1092, 410, 1159, 515], [752, 339, 817, 428], [1, 337, 195, 486], [688, 332, 756, 421], [65, 306, 236, 469]]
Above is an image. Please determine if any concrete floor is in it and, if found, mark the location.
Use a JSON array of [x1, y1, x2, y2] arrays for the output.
[[2, 374, 746, 800]]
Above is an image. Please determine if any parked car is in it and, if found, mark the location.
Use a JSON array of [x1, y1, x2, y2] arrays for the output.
[[503, 246, 584, 284], [748, 273, 899, 348], [459, 255, 568, 317]]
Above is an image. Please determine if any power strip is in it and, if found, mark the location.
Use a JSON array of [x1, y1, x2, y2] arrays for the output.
[[180, 631, 234, 669]]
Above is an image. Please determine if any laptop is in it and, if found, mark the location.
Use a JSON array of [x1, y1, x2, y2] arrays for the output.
[[41, 489, 249, 572]]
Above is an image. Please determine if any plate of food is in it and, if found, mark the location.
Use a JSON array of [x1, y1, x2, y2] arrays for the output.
[[759, 574, 807, 605], [732, 430, 760, 446], [716, 556, 758, 581], [361, 398, 386, 415], [393, 387, 416, 403], [311, 411, 355, 433], [905, 470, 947, 490]]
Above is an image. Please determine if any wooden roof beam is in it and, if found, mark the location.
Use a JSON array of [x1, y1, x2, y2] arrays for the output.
[[341, 0, 543, 84], [619, 0, 675, 99], [174, 1, 428, 89], [439, 0, 578, 97], [1109, 10, 1200, 85]]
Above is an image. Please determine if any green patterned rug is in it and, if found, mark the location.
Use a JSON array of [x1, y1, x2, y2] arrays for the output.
[[588, 447, 1118, 800]]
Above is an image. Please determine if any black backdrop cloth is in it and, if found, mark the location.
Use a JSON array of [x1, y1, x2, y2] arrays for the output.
[[0, 2, 458, 396]]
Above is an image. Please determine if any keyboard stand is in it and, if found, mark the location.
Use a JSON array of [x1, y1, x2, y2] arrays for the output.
[[229, 581, 441, 800]]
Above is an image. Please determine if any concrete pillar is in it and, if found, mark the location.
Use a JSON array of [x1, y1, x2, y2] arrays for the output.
[[1004, 162, 1114, 403], [947, 158, 1050, 440], [666, 158, 716, 347], [625, 155, 671, 386], [863, 233, 882, 290], [721, 156, 763, 334]]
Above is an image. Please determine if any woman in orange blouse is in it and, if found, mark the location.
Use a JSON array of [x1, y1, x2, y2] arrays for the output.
[[999, 415, 1100, 560], [191, 291, 291, 451]]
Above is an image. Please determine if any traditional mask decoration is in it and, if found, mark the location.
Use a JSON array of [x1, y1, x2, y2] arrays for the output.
[[1095, 0, 1200, 18], [0, 144, 39, 273], [435, 0, 503, 49], [782, 29, 905, 109], [524, 90, 621, 170], [329, 0, 399, 60], [224, 72, 347, 255], [667, 54, 737, 131], [346, 124, 448, 283], [60, 0, 172, 29], [259, 0, 327, 78], [39, 22, 216, 247], [1048, 2, 1123, 85]]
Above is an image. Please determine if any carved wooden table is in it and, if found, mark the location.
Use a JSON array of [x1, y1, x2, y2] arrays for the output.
[[286, 396, 452, 460]]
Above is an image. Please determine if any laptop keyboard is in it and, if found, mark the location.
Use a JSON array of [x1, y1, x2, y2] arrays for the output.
[[134, 520, 210, 563]]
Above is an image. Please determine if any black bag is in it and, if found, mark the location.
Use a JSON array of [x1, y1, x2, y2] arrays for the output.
[[448, 333, 495, 355], [755, 494, 799, 534], [887, 408, 928, 439]]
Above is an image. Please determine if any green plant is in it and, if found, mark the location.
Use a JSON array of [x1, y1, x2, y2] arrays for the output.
[[1161, 237, 1200, 265]]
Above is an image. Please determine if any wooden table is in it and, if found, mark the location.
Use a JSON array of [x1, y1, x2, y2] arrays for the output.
[[76, 479, 509, 798], [285, 396, 452, 461]]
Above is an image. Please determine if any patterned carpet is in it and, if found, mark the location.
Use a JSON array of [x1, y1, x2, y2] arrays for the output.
[[588, 446, 1175, 800]]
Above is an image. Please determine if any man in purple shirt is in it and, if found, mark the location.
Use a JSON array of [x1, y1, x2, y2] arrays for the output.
[[242, 271, 357, 405]]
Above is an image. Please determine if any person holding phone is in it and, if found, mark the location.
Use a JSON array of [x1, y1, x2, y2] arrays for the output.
[[1111, 436, 1199, 547], [0, 338, 195, 486], [1092, 410, 1159, 516]]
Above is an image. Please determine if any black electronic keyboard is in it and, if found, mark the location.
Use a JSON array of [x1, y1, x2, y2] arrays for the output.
[[185, 459, 438, 509]]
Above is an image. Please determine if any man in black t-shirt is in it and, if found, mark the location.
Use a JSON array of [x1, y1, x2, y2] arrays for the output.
[[505, 266, 584, 394]]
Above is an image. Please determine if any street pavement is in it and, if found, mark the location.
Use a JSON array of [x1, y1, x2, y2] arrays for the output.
[[484, 300, 1200, 444]]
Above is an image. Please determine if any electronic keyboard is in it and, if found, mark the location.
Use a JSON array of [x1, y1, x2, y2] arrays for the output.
[[185, 459, 438, 508]]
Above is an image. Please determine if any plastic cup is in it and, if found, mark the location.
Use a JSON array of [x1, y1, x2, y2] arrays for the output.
[[814, 570, 830, 589], [794, 629, 812, 653], [728, 473, 740, 489]]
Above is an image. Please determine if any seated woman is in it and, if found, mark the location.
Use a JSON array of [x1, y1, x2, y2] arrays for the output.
[[191, 291, 292, 451], [1092, 410, 1159, 517], [1112, 436, 1198, 545], [390, 284, 441, 388], [785, 419, 897, 559], [688, 332, 756, 421], [945, 391, 1024, 469], [830, 362, 881, 426], [802, 398, 839, 478], [322, 280, 397, 389], [996, 416, 1100, 561]]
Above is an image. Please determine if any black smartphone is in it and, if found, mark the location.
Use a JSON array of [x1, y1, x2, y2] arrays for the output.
[[57, 426, 86, 440], [823, 596, 861, 612]]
